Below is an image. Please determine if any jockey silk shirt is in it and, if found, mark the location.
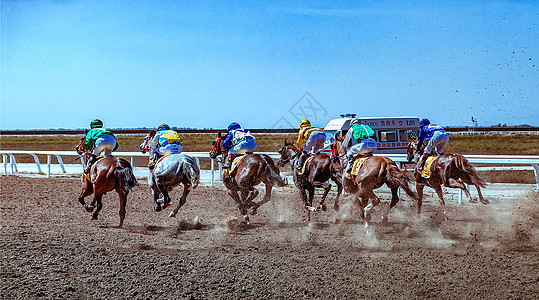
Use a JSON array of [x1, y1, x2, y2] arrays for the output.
[[296, 127, 324, 149], [84, 128, 118, 151]]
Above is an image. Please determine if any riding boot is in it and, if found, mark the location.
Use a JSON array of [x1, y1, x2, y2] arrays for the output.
[[223, 153, 235, 169], [418, 153, 429, 171], [296, 153, 307, 170], [84, 154, 97, 174], [346, 154, 355, 173]]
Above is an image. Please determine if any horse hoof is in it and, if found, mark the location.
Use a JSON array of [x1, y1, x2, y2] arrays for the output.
[[163, 201, 171, 208], [250, 208, 258, 215], [480, 199, 490, 205], [169, 212, 176, 218], [91, 216, 98, 221], [334, 205, 340, 211], [321, 205, 327, 211], [154, 205, 162, 212]]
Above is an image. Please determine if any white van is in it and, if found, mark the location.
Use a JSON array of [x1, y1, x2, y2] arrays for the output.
[[322, 114, 420, 154]]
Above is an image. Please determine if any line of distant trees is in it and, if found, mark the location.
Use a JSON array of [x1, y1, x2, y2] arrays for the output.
[[1, 126, 538, 136]]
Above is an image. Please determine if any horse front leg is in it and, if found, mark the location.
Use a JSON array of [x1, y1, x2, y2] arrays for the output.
[[354, 193, 369, 227], [158, 185, 172, 208], [169, 184, 190, 218], [333, 178, 343, 211], [228, 189, 249, 224], [151, 185, 163, 212], [78, 178, 94, 212], [416, 183, 425, 216]]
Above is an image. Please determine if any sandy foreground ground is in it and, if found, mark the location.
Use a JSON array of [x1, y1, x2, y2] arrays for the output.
[[0, 175, 538, 299]]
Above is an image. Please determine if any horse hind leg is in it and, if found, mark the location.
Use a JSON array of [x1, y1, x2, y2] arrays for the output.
[[118, 190, 128, 227], [250, 185, 272, 216], [363, 189, 380, 222], [91, 192, 104, 221], [381, 187, 400, 224], [169, 184, 190, 218], [314, 182, 331, 211], [447, 178, 475, 203], [433, 185, 447, 218]]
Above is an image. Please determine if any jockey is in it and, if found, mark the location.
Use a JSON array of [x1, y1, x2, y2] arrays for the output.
[[417, 118, 449, 171], [222, 122, 257, 168], [295, 119, 326, 170], [148, 123, 183, 169], [83, 119, 118, 173], [342, 118, 377, 173]]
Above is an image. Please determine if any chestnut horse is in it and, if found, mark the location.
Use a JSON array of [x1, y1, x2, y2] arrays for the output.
[[209, 132, 287, 224], [333, 139, 418, 227], [407, 138, 488, 217], [277, 140, 342, 219], [140, 132, 200, 216], [76, 137, 138, 227]]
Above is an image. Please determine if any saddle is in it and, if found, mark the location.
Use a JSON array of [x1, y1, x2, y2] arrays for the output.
[[419, 155, 437, 178], [345, 154, 373, 179], [224, 154, 247, 177], [84, 156, 105, 180]]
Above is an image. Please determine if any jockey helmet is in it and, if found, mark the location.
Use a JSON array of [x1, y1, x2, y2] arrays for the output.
[[90, 119, 103, 129], [350, 118, 362, 126], [300, 119, 311, 128], [419, 118, 431, 127], [228, 122, 240, 131], [157, 123, 170, 131]]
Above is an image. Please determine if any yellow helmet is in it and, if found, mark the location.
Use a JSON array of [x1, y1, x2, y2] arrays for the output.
[[300, 119, 311, 128]]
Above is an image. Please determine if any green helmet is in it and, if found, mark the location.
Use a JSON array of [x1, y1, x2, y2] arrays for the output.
[[90, 119, 103, 129]]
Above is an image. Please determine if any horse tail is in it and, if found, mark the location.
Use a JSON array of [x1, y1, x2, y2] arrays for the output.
[[114, 160, 138, 193], [449, 154, 487, 188], [184, 157, 200, 189], [385, 162, 419, 201], [261, 154, 288, 187]]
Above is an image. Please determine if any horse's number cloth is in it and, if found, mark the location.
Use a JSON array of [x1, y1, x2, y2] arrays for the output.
[[345, 156, 371, 179], [224, 154, 247, 177], [297, 156, 315, 175], [419, 156, 437, 178]]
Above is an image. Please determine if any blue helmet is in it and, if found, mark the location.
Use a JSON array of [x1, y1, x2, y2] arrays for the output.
[[157, 123, 170, 131], [228, 122, 240, 131], [419, 118, 430, 127]]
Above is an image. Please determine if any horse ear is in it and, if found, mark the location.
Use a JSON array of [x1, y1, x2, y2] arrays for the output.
[[284, 138, 288, 145], [218, 130, 222, 138]]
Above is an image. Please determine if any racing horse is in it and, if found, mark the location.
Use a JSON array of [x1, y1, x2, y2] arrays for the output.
[[277, 139, 342, 220], [407, 137, 488, 217], [333, 138, 418, 227], [209, 132, 287, 224], [76, 136, 138, 227], [140, 132, 200, 216]]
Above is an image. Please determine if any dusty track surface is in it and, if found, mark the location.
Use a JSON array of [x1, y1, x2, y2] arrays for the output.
[[1, 176, 538, 299]]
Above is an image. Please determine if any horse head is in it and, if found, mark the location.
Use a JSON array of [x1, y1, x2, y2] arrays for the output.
[[406, 138, 422, 163], [140, 130, 156, 153], [209, 132, 226, 160], [75, 136, 86, 155], [277, 139, 300, 167]]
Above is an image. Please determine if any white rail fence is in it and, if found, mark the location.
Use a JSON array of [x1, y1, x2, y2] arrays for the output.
[[1, 150, 539, 190]]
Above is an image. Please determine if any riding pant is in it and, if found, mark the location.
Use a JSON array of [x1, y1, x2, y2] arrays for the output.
[[229, 136, 257, 154], [92, 134, 117, 157], [424, 130, 449, 155], [155, 143, 182, 156], [303, 131, 326, 153], [346, 138, 377, 157]]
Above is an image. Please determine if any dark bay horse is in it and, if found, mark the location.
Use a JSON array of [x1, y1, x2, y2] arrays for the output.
[[333, 139, 418, 227], [209, 132, 287, 224], [76, 137, 138, 227], [140, 132, 200, 216], [407, 138, 489, 217], [277, 140, 342, 219]]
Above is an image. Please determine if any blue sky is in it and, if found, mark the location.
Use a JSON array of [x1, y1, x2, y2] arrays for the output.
[[1, 0, 538, 130]]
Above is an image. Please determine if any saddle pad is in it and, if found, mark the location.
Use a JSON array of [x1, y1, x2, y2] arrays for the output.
[[345, 156, 371, 179], [224, 154, 247, 177], [420, 156, 437, 178], [297, 156, 315, 175]]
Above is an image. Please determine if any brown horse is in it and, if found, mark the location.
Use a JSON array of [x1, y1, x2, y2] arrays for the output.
[[277, 140, 342, 219], [407, 138, 488, 217], [209, 132, 287, 224], [333, 139, 418, 227], [76, 137, 138, 227]]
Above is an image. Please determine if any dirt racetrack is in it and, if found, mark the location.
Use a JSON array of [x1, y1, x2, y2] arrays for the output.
[[1, 175, 538, 299]]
